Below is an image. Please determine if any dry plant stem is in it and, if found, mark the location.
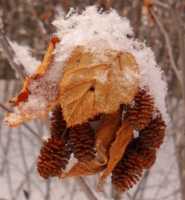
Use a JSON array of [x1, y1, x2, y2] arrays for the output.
[[75, 177, 97, 200], [0, 29, 26, 82], [0, 102, 43, 143], [149, 9, 183, 88]]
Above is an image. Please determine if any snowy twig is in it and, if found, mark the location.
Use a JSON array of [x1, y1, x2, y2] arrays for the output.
[[0, 29, 26, 82], [75, 177, 97, 200], [0, 102, 43, 143], [149, 8, 183, 87]]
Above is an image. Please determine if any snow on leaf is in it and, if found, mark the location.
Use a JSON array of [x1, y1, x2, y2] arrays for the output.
[[60, 46, 140, 127]]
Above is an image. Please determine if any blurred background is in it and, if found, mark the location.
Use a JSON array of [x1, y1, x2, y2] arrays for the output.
[[0, 0, 184, 199]]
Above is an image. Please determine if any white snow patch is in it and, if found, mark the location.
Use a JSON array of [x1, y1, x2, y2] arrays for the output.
[[133, 130, 139, 138], [94, 70, 109, 83], [9, 41, 41, 75], [61, 153, 78, 176]]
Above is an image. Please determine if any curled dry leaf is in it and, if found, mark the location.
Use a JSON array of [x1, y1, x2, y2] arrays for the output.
[[98, 119, 133, 192], [60, 46, 140, 127], [95, 109, 121, 164]]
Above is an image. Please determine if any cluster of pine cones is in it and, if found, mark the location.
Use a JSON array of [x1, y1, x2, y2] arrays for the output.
[[37, 88, 166, 192]]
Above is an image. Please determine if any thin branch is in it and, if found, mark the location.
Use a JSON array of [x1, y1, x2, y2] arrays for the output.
[[75, 177, 97, 200], [19, 130, 30, 198], [0, 102, 43, 143], [149, 8, 183, 87], [0, 29, 26, 82], [151, 0, 171, 9], [24, 0, 47, 37]]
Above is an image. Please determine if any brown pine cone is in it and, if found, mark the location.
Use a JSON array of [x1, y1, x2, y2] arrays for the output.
[[138, 144, 156, 169], [111, 149, 144, 191], [124, 88, 154, 131], [69, 123, 95, 162], [139, 114, 165, 149], [37, 136, 71, 179], [50, 105, 67, 140]]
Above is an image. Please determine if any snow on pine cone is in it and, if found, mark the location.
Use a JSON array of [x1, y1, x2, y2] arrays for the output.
[[124, 88, 154, 131], [139, 113, 165, 149], [111, 149, 144, 191], [37, 136, 71, 179], [69, 123, 96, 162], [50, 105, 67, 140]]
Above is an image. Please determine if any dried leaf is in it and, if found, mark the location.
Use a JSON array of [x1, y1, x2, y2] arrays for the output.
[[5, 38, 60, 127], [98, 119, 133, 192], [95, 109, 121, 164], [59, 159, 106, 178], [60, 46, 140, 127]]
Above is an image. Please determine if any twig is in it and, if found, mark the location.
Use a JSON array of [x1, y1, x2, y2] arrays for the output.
[[7, 163, 14, 200], [133, 170, 149, 199], [151, 0, 171, 9], [14, 161, 37, 200], [0, 128, 12, 175], [171, 5, 185, 109], [19, 130, 30, 198], [0, 29, 26, 82], [0, 102, 43, 143], [24, 0, 47, 37], [149, 8, 183, 87], [75, 177, 97, 200]]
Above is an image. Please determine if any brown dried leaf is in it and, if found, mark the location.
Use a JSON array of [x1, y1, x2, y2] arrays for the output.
[[58, 159, 106, 178], [98, 119, 133, 192], [60, 46, 140, 127], [95, 109, 121, 164], [5, 38, 60, 127]]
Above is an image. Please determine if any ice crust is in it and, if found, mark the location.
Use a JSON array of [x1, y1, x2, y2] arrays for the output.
[[6, 6, 169, 125]]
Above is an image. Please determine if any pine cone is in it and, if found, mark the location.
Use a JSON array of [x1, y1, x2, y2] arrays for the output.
[[50, 105, 67, 140], [111, 149, 144, 191], [124, 89, 154, 131], [37, 136, 71, 179], [69, 123, 95, 162], [139, 114, 165, 149], [138, 144, 156, 169]]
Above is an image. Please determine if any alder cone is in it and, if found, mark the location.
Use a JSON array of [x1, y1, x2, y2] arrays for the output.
[[50, 105, 67, 140], [37, 136, 71, 179], [125, 89, 154, 131], [111, 149, 144, 191], [138, 145, 156, 169], [69, 123, 95, 162], [139, 114, 165, 149]]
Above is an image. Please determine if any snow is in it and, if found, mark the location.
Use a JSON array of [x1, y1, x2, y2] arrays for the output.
[[6, 6, 169, 126], [10, 41, 41, 75], [61, 153, 78, 176]]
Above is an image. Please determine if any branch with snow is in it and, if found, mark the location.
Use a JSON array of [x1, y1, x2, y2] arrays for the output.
[[0, 29, 26, 82]]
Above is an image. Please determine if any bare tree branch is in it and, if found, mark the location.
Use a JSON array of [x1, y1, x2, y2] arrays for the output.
[[0, 30, 26, 82], [151, 0, 171, 9], [150, 8, 183, 88], [75, 177, 97, 200]]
